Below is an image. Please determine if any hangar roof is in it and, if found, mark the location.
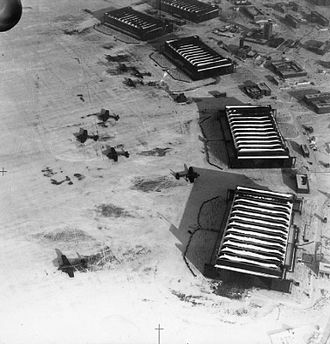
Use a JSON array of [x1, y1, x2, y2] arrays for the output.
[[215, 186, 294, 279], [225, 105, 289, 160]]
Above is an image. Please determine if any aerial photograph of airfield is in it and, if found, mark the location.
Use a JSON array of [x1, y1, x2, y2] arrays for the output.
[[1, 0, 330, 343]]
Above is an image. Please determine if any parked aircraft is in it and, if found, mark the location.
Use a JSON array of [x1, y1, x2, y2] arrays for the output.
[[74, 128, 99, 143], [170, 164, 199, 183], [55, 249, 88, 278], [102, 145, 129, 162]]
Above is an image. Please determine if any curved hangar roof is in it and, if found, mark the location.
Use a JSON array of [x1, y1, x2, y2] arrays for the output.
[[215, 186, 294, 279], [225, 105, 289, 160], [164, 36, 234, 80]]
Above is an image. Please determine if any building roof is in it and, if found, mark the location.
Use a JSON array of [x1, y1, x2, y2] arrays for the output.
[[271, 59, 307, 78], [319, 262, 330, 275], [160, 0, 217, 13], [105, 7, 163, 32], [225, 105, 289, 159], [157, 0, 219, 21], [215, 186, 295, 279], [304, 92, 330, 108], [164, 36, 234, 79]]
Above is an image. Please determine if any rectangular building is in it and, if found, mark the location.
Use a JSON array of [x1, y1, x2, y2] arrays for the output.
[[163, 36, 235, 80], [296, 173, 310, 193], [305, 40, 330, 55], [220, 105, 294, 168], [103, 7, 167, 41], [211, 186, 297, 280], [285, 14, 300, 28], [155, 0, 219, 23], [234, 0, 251, 5], [311, 11, 329, 26], [312, 0, 330, 6], [258, 82, 271, 96], [304, 92, 330, 114], [270, 59, 307, 79], [243, 84, 263, 99], [319, 262, 330, 277], [241, 6, 267, 23]]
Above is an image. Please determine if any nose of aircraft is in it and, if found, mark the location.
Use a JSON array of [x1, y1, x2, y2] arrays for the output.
[[0, 0, 22, 32]]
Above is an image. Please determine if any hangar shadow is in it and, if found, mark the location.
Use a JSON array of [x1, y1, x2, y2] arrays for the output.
[[193, 97, 244, 169], [92, 6, 117, 21], [281, 168, 297, 192], [169, 167, 266, 276], [288, 140, 302, 156]]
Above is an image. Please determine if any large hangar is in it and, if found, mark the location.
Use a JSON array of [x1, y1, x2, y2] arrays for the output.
[[155, 0, 219, 23], [163, 36, 235, 80], [103, 7, 167, 41], [220, 105, 294, 168], [209, 186, 298, 283]]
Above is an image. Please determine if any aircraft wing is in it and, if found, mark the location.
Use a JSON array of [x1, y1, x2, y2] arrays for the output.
[[60, 254, 75, 278], [61, 254, 71, 266]]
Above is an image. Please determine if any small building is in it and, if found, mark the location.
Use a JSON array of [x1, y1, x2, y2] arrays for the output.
[[263, 21, 273, 40], [311, 0, 330, 6], [303, 224, 311, 242], [163, 36, 235, 80], [268, 37, 285, 48], [274, 3, 285, 13], [155, 0, 219, 23], [206, 186, 299, 284], [244, 28, 270, 45], [270, 59, 307, 79], [243, 84, 263, 99], [296, 173, 310, 193], [103, 7, 168, 40], [241, 6, 267, 23], [319, 262, 330, 277], [233, 0, 251, 5], [304, 92, 330, 114], [220, 105, 294, 168], [304, 40, 330, 55], [288, 2, 299, 11], [311, 11, 329, 26], [300, 143, 310, 157], [266, 74, 280, 85], [285, 14, 300, 28], [258, 82, 271, 96]]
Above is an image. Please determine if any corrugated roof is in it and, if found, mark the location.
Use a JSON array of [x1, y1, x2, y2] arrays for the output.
[[166, 36, 233, 72], [215, 186, 294, 278], [105, 7, 162, 31], [225, 105, 289, 159], [159, 0, 218, 14]]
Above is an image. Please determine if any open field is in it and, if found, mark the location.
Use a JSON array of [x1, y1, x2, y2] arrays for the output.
[[1, 0, 330, 343]]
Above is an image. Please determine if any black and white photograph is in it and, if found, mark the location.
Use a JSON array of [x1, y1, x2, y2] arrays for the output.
[[1, 0, 330, 343]]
